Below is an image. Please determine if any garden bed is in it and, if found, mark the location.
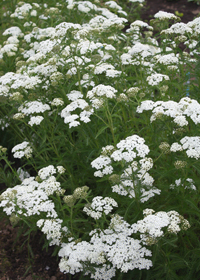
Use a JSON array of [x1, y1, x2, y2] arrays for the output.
[[0, 0, 200, 279]]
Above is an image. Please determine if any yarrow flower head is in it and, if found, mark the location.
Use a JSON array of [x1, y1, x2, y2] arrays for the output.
[[174, 160, 187, 169], [38, 165, 56, 180], [58, 214, 152, 277], [0, 146, 7, 155], [57, 166, 66, 174], [12, 141, 32, 159], [154, 11, 179, 21], [91, 135, 159, 202], [147, 73, 169, 86], [28, 116, 44, 126], [91, 135, 150, 176], [73, 186, 89, 200], [37, 218, 68, 246], [159, 142, 171, 154], [51, 98, 64, 106], [171, 136, 200, 160], [132, 209, 190, 245], [129, 0, 145, 3], [18, 101, 50, 115], [13, 113, 25, 120], [170, 178, 196, 191], [61, 98, 93, 128], [136, 97, 200, 126], [161, 22, 192, 35], [126, 87, 140, 97], [87, 84, 117, 108], [83, 196, 118, 219], [10, 92, 23, 101], [63, 195, 76, 207], [0, 172, 62, 218], [156, 53, 179, 65], [3, 26, 23, 37]]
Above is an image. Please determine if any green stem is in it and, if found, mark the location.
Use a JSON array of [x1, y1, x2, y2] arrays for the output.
[[1, 156, 20, 181], [70, 206, 74, 235]]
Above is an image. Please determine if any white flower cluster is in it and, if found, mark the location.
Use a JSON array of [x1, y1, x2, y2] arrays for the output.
[[156, 53, 179, 65], [18, 101, 50, 115], [0, 26, 23, 58], [12, 141, 32, 159], [59, 208, 190, 278], [111, 160, 160, 202], [146, 73, 169, 86], [129, 0, 145, 3], [187, 17, 200, 37], [93, 62, 121, 78], [161, 22, 193, 35], [87, 84, 117, 109], [129, 20, 153, 31], [0, 165, 64, 218], [121, 43, 160, 66], [59, 214, 152, 278], [0, 177, 57, 217], [91, 135, 150, 176], [170, 136, 200, 160], [3, 26, 23, 37], [10, 2, 39, 19], [61, 90, 94, 128], [38, 165, 65, 180], [28, 115, 44, 126], [105, 0, 127, 16], [76, 39, 102, 55], [0, 72, 43, 97], [68, 0, 97, 14], [83, 196, 118, 219], [51, 98, 64, 107], [132, 209, 190, 245], [17, 167, 30, 182], [137, 97, 200, 126], [91, 135, 160, 202], [0, 41, 18, 57], [87, 15, 127, 30], [154, 11, 179, 21], [38, 165, 56, 180], [170, 178, 196, 191], [12, 96, 49, 126], [37, 218, 68, 246]]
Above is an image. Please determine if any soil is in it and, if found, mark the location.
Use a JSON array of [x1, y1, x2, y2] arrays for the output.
[[0, 216, 72, 280], [141, 0, 200, 23], [0, 0, 200, 279]]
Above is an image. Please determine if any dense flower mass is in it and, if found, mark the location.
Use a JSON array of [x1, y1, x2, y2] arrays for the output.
[[0, 0, 198, 279], [136, 97, 200, 125], [91, 135, 161, 202], [37, 218, 69, 246], [170, 136, 200, 160], [0, 165, 64, 217], [58, 214, 153, 278], [132, 209, 190, 245]]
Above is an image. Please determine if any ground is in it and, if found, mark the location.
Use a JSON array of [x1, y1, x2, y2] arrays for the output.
[[0, 0, 200, 279], [141, 0, 200, 23]]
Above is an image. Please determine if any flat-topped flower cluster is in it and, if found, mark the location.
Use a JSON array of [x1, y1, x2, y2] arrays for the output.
[[0, 0, 199, 279]]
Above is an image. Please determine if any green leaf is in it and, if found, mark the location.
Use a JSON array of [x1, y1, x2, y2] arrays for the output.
[[28, 243, 34, 259], [23, 265, 32, 278], [112, 113, 122, 121], [23, 226, 37, 236], [95, 125, 109, 139]]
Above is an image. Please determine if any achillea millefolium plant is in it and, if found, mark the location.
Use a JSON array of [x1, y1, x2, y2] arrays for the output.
[[0, 0, 200, 279]]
